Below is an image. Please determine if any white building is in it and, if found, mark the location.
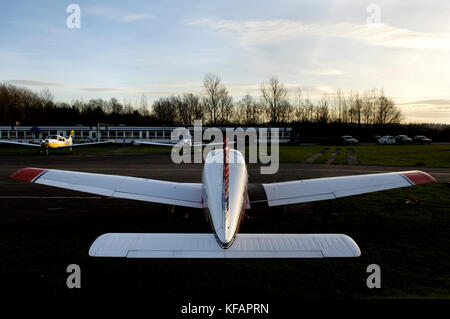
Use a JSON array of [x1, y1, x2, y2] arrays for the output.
[[0, 126, 292, 144]]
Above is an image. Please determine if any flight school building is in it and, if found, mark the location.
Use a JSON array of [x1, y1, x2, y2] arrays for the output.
[[0, 126, 292, 144]]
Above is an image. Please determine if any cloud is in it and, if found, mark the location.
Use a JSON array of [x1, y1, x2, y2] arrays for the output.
[[76, 82, 335, 99], [150, 82, 203, 88], [187, 19, 450, 50], [399, 99, 450, 106], [301, 69, 343, 75], [397, 98, 450, 123], [6, 80, 66, 87], [79, 87, 135, 93]]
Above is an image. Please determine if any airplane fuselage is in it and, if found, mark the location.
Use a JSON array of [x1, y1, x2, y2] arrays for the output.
[[40, 135, 72, 149], [202, 147, 248, 248]]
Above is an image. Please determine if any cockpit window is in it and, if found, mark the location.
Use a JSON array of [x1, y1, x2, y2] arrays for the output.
[[49, 135, 57, 139]]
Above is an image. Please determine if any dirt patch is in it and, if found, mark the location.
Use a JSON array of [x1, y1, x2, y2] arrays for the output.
[[346, 148, 359, 164], [326, 148, 340, 165], [303, 148, 328, 163]]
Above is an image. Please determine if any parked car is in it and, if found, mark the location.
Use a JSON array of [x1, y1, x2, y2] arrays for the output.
[[394, 135, 413, 144], [341, 135, 358, 144], [413, 135, 432, 144], [377, 135, 395, 144]]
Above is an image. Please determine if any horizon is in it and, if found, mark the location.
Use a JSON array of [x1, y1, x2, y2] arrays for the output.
[[1, 0, 450, 124]]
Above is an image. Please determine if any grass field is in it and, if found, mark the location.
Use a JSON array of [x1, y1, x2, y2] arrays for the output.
[[1, 143, 449, 167], [284, 144, 450, 167], [351, 145, 450, 167], [2, 182, 448, 298]]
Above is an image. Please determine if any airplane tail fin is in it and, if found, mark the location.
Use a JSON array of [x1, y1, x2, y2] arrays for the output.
[[69, 130, 74, 140]]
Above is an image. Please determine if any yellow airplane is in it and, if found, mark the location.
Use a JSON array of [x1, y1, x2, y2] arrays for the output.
[[0, 130, 114, 155]]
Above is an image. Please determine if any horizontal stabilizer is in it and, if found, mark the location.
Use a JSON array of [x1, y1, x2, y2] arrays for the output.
[[89, 233, 361, 258]]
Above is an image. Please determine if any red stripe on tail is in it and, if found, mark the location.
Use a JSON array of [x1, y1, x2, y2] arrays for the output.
[[223, 138, 229, 211]]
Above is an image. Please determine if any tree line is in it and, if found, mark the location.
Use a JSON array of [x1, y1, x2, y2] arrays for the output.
[[1, 74, 403, 126]]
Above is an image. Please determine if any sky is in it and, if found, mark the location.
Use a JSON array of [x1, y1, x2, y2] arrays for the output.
[[1, 0, 450, 123]]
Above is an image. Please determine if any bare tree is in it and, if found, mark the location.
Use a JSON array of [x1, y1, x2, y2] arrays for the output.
[[316, 95, 329, 123], [260, 76, 288, 124], [217, 87, 234, 124], [236, 94, 263, 124], [152, 97, 177, 124], [138, 94, 150, 116], [375, 91, 403, 124], [39, 88, 54, 105], [109, 97, 123, 114], [331, 89, 347, 123], [182, 93, 203, 125], [203, 73, 225, 125]]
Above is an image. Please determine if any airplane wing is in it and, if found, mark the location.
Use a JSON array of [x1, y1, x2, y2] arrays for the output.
[[134, 141, 232, 147], [89, 233, 361, 258], [0, 140, 41, 147], [249, 170, 435, 207], [59, 140, 115, 148], [134, 141, 176, 146], [10, 167, 203, 208], [192, 141, 236, 147]]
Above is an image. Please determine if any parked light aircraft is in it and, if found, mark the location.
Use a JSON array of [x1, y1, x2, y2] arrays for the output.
[[10, 139, 435, 258], [0, 130, 114, 155]]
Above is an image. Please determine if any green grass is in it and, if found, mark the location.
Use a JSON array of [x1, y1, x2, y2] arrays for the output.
[[314, 147, 333, 164], [244, 145, 325, 163], [280, 144, 450, 167], [1, 143, 449, 168], [278, 145, 325, 163], [3, 182, 448, 298], [309, 182, 450, 298], [243, 182, 450, 298], [352, 145, 450, 167], [333, 148, 347, 164]]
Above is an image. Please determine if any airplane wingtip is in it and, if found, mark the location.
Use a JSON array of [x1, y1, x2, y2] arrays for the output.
[[402, 170, 436, 185], [10, 167, 47, 182]]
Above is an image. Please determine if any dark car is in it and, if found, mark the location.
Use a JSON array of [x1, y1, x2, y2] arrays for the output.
[[413, 135, 432, 144], [394, 135, 412, 144], [341, 135, 358, 145]]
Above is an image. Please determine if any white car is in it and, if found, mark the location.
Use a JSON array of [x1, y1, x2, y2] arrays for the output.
[[377, 135, 396, 144]]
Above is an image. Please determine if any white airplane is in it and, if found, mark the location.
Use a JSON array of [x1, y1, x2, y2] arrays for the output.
[[0, 130, 114, 155], [10, 139, 435, 258]]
